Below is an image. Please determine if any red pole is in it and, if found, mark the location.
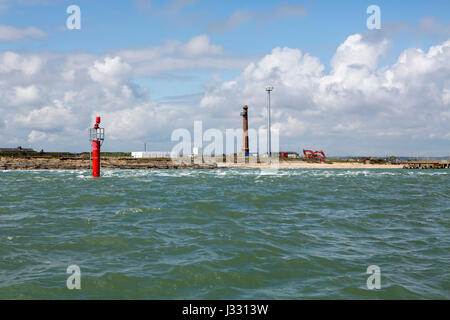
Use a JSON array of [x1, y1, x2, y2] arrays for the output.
[[92, 117, 102, 178], [92, 140, 100, 177]]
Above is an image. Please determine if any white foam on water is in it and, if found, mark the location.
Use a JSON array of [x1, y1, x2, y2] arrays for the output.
[[377, 170, 403, 175], [34, 176, 59, 182], [211, 168, 396, 179], [215, 171, 229, 176], [409, 171, 449, 176], [76, 174, 91, 180], [100, 169, 193, 178], [102, 169, 149, 178], [116, 208, 144, 216], [115, 207, 162, 216]]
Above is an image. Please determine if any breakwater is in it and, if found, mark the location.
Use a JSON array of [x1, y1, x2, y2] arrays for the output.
[[0, 157, 216, 170], [403, 160, 450, 169]]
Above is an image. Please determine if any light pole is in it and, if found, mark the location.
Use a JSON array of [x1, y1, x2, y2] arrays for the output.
[[266, 86, 274, 156]]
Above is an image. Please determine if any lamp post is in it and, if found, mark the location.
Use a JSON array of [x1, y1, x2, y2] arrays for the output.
[[266, 86, 274, 156]]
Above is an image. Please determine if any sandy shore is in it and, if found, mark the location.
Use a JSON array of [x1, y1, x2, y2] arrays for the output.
[[217, 161, 403, 169]]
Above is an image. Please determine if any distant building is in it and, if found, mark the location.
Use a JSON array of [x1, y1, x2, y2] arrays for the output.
[[131, 151, 178, 159], [192, 147, 202, 156], [0, 146, 35, 152], [280, 152, 300, 159]]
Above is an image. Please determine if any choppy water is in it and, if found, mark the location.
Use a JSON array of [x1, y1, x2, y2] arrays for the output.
[[0, 169, 449, 299]]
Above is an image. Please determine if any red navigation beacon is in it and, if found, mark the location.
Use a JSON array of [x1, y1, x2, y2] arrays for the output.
[[89, 116, 104, 178]]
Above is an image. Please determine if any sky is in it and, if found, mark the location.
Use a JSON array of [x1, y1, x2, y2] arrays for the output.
[[0, 0, 449, 156]]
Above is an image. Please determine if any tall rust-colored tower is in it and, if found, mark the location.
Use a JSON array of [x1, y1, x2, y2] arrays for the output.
[[241, 105, 249, 161]]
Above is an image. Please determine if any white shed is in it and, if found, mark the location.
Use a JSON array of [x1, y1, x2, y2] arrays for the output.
[[131, 152, 178, 159]]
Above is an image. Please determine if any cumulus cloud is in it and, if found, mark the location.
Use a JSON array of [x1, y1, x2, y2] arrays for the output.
[[0, 32, 448, 156], [0, 34, 250, 151], [0, 51, 42, 75], [89, 56, 132, 87], [10, 85, 39, 106], [201, 34, 450, 155], [28, 130, 50, 143], [13, 99, 77, 131], [331, 34, 388, 72]]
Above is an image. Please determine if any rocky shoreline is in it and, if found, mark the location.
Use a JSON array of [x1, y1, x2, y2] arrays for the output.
[[0, 157, 217, 170], [1, 156, 423, 170]]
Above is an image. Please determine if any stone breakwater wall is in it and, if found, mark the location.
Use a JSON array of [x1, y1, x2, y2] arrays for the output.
[[0, 157, 217, 170], [403, 160, 450, 169]]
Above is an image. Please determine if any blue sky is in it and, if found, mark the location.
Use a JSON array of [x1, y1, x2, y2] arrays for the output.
[[0, 0, 449, 155], [3, 0, 448, 53], [2, 0, 449, 98]]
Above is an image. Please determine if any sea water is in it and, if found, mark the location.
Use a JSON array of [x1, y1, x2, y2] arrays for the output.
[[0, 169, 448, 299]]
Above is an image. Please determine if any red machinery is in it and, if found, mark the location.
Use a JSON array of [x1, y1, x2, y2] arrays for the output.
[[303, 149, 326, 162], [89, 117, 104, 177]]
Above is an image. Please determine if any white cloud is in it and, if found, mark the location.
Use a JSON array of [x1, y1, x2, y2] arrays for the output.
[[201, 34, 450, 155], [0, 51, 42, 75], [331, 34, 388, 72], [0, 33, 449, 155], [28, 130, 48, 143], [89, 56, 132, 87], [13, 99, 77, 131], [10, 85, 39, 106], [0, 25, 46, 42], [113, 35, 249, 77], [180, 34, 223, 56], [442, 89, 450, 105], [101, 104, 158, 141]]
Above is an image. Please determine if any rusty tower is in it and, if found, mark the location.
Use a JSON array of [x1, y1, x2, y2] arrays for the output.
[[241, 105, 249, 162]]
